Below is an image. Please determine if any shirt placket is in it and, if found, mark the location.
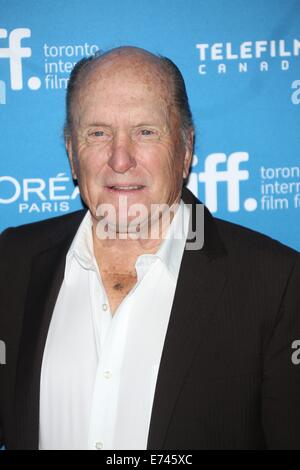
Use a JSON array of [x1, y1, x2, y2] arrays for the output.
[[87, 268, 130, 450]]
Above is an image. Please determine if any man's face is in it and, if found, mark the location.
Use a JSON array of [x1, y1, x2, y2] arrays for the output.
[[67, 56, 193, 233]]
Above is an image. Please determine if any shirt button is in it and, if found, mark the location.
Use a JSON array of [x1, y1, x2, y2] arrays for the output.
[[102, 303, 108, 311], [104, 371, 111, 379], [95, 441, 103, 450]]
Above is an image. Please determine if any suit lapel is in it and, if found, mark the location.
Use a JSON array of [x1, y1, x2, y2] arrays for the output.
[[147, 189, 228, 449], [13, 219, 82, 449]]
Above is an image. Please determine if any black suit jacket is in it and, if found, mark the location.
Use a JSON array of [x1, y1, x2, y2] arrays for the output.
[[0, 187, 300, 450]]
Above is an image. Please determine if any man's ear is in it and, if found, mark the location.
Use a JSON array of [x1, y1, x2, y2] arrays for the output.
[[183, 129, 194, 180], [65, 136, 78, 180]]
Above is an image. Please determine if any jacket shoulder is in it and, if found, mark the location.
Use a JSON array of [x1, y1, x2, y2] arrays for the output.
[[183, 186, 299, 261], [0, 210, 86, 253], [214, 216, 299, 260]]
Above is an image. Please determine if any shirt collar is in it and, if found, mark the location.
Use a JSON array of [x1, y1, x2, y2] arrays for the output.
[[154, 200, 190, 280], [65, 199, 190, 283], [133, 201, 190, 281], [65, 211, 96, 283]]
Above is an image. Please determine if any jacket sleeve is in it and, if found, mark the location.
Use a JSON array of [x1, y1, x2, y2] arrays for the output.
[[0, 228, 13, 451], [0, 230, 7, 449], [262, 254, 300, 449]]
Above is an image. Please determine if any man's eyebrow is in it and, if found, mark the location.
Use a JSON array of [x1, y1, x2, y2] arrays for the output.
[[83, 121, 112, 128], [81, 121, 164, 129], [133, 122, 160, 127]]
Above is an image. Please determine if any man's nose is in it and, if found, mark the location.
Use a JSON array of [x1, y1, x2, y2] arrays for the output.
[[107, 132, 136, 173]]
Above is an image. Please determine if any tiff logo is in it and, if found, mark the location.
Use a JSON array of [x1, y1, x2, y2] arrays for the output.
[[0, 27, 41, 102], [197, 152, 255, 212], [0, 340, 6, 365], [0, 28, 31, 89]]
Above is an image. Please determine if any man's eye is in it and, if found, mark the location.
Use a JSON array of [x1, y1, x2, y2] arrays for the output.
[[86, 130, 109, 142], [141, 129, 153, 136], [86, 129, 110, 145], [137, 128, 160, 142], [93, 130, 105, 137]]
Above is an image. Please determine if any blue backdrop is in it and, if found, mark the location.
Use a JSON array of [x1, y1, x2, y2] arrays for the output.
[[0, 0, 299, 250]]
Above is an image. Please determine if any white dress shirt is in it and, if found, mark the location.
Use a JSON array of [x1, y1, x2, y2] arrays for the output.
[[39, 201, 190, 450]]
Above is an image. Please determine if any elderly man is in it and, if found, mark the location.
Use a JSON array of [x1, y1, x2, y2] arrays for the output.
[[0, 46, 300, 450]]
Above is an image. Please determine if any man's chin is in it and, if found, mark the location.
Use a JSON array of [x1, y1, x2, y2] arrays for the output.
[[94, 217, 151, 241]]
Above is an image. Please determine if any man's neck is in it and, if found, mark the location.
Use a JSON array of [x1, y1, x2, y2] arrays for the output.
[[91, 201, 181, 274]]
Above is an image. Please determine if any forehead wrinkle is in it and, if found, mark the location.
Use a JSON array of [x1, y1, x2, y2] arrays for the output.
[[75, 84, 172, 133]]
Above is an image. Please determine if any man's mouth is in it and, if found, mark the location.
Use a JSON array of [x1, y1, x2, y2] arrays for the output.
[[106, 185, 145, 191]]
